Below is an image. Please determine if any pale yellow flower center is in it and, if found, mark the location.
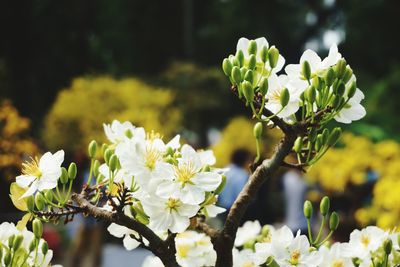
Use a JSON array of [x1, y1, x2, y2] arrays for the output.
[[176, 244, 190, 258], [243, 262, 256, 267], [175, 162, 196, 185], [145, 145, 162, 170], [269, 89, 282, 103], [332, 259, 344, 267], [22, 156, 42, 178], [361, 234, 370, 247], [166, 198, 181, 211], [289, 249, 301, 265]]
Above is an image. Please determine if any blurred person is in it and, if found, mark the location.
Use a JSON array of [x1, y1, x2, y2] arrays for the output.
[[218, 149, 252, 210]]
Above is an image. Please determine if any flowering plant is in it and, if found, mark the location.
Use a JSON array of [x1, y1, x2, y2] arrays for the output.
[[4, 37, 395, 267]]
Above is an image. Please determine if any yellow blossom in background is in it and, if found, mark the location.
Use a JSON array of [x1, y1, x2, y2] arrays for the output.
[[211, 117, 282, 167], [308, 133, 400, 229], [0, 101, 38, 181], [42, 76, 181, 154]]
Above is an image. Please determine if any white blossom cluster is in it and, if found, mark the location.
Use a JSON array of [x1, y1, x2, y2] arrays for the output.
[[143, 221, 400, 267], [0, 222, 56, 267]]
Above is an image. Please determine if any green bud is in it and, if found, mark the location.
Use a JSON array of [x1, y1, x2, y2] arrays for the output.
[[236, 50, 245, 66], [35, 192, 45, 210], [93, 159, 100, 177], [331, 95, 340, 109], [327, 127, 342, 146], [253, 122, 263, 139], [260, 45, 269, 63], [373, 259, 382, 267], [44, 190, 53, 203], [342, 66, 353, 84], [294, 137, 303, 154], [329, 211, 339, 231], [109, 154, 119, 172], [261, 225, 271, 237], [322, 129, 329, 144], [302, 60, 312, 80], [32, 219, 43, 239], [125, 129, 133, 139], [244, 70, 254, 84], [268, 46, 279, 69], [222, 58, 233, 76], [347, 81, 357, 99], [231, 66, 242, 85], [303, 200, 313, 219], [248, 40, 257, 55], [383, 238, 393, 255], [324, 68, 336, 87], [29, 239, 36, 252], [336, 81, 345, 96], [12, 235, 23, 251], [8, 235, 15, 248], [280, 88, 290, 107], [41, 241, 49, 255], [68, 162, 77, 180], [243, 238, 256, 250], [88, 140, 97, 158], [104, 148, 113, 165], [27, 195, 35, 212], [101, 143, 108, 155], [214, 175, 226, 194], [306, 86, 316, 103], [335, 59, 347, 79], [312, 77, 321, 90], [309, 129, 317, 142], [259, 77, 269, 96], [320, 196, 330, 216], [242, 81, 254, 104], [315, 134, 323, 152], [248, 54, 257, 70], [60, 167, 68, 184], [4, 250, 11, 266]]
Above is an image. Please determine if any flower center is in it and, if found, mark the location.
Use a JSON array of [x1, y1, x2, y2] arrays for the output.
[[289, 249, 301, 265], [176, 244, 190, 258], [361, 234, 370, 247], [166, 198, 181, 212], [145, 145, 162, 170], [243, 262, 255, 267], [22, 156, 42, 178], [175, 162, 196, 185], [269, 88, 282, 103], [332, 260, 344, 267]]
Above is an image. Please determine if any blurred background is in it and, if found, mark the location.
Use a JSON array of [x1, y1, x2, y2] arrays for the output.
[[1, 0, 400, 266]]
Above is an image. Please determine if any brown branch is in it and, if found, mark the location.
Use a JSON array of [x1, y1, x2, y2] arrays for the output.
[[281, 161, 307, 172], [71, 193, 179, 267]]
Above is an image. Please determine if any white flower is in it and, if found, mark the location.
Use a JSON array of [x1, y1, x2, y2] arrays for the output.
[[103, 120, 145, 144], [285, 44, 342, 80], [202, 202, 225, 218], [107, 223, 140, 250], [318, 243, 353, 267], [334, 87, 366, 124], [264, 74, 304, 119], [234, 220, 261, 247], [141, 195, 199, 233], [232, 248, 258, 267], [156, 145, 222, 205], [16, 150, 64, 198], [141, 256, 164, 267], [237, 37, 286, 73], [252, 225, 276, 265], [344, 226, 388, 260], [175, 231, 216, 267]]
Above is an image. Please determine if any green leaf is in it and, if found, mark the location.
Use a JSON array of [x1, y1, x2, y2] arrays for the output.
[[9, 183, 28, 211]]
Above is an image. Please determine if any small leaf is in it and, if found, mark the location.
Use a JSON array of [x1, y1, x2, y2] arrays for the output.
[[9, 183, 28, 211], [16, 213, 32, 231]]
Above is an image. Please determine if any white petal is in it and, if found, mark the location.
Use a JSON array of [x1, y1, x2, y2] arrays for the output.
[[300, 49, 322, 72], [21, 180, 39, 198], [37, 178, 58, 191], [107, 223, 128, 238], [166, 135, 180, 149], [192, 172, 221, 191], [16, 175, 36, 188], [169, 211, 190, 233], [236, 37, 250, 55], [156, 181, 180, 199], [205, 205, 226, 217], [180, 185, 205, 204], [123, 235, 140, 250], [198, 150, 216, 166]]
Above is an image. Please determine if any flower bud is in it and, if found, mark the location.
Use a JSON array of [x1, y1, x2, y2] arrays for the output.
[[8, 235, 15, 248], [104, 148, 113, 165], [268, 46, 279, 69], [68, 162, 77, 180], [222, 58, 233, 76], [312, 77, 321, 90], [335, 59, 347, 79], [309, 129, 317, 142], [342, 66, 353, 84], [306, 86, 316, 103], [259, 77, 269, 96], [336, 81, 345, 96], [214, 175, 226, 194], [243, 238, 256, 250], [27, 195, 35, 212], [260, 46, 269, 63], [60, 167, 68, 184], [253, 122, 263, 139], [12, 235, 23, 251], [29, 239, 36, 252], [327, 127, 342, 146], [248, 40, 257, 55], [383, 238, 392, 255], [42, 241, 49, 255], [4, 250, 11, 266], [303, 200, 313, 219], [280, 88, 290, 107], [244, 70, 254, 84], [33, 219, 43, 239], [93, 159, 100, 177], [242, 81, 254, 104], [347, 81, 357, 99], [88, 140, 97, 158], [293, 137, 303, 154], [324, 68, 336, 87], [109, 154, 119, 172], [35, 192, 45, 210], [261, 225, 271, 237], [329, 211, 339, 231], [101, 143, 108, 155], [231, 66, 242, 85], [45, 190, 53, 203], [322, 129, 329, 145], [125, 129, 133, 139], [315, 134, 323, 152], [301, 60, 312, 80], [236, 50, 245, 66], [248, 54, 257, 70], [320, 196, 330, 216]]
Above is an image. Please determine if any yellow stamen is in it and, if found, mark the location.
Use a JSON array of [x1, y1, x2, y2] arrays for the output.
[[175, 162, 196, 185], [166, 198, 181, 212], [332, 260, 344, 267], [289, 249, 301, 265], [176, 244, 190, 258], [21, 156, 42, 178], [361, 234, 370, 247], [145, 144, 162, 170]]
